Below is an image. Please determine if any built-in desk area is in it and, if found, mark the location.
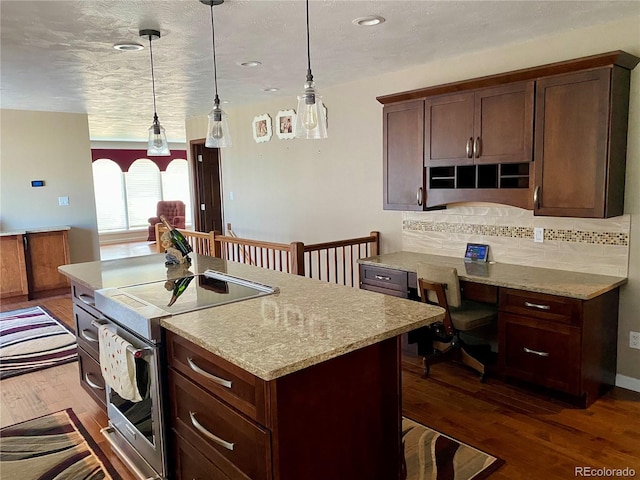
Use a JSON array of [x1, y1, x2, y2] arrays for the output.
[[358, 251, 627, 407]]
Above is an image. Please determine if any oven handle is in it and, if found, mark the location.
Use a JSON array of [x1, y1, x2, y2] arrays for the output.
[[90, 319, 154, 359], [101, 425, 160, 480], [189, 411, 235, 451], [187, 357, 233, 388]]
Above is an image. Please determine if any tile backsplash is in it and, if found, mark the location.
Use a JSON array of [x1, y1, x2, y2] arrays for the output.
[[403, 205, 629, 277]]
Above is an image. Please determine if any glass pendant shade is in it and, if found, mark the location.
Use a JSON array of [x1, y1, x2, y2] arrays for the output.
[[147, 114, 170, 156], [206, 101, 232, 148], [294, 79, 327, 139]]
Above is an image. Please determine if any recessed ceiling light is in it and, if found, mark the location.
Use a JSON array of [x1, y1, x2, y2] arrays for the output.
[[352, 15, 386, 26], [221, 100, 231, 104], [113, 42, 144, 51], [263, 87, 279, 92], [239, 61, 262, 67]]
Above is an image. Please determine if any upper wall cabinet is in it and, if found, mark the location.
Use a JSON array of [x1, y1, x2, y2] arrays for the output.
[[378, 51, 639, 218], [425, 82, 534, 167], [534, 68, 629, 218], [383, 100, 425, 210]]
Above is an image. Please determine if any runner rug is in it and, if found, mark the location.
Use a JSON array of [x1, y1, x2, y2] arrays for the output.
[[0, 408, 120, 480], [0, 306, 77, 380], [403, 417, 504, 480]]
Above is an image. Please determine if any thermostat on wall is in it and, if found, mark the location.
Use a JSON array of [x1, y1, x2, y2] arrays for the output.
[[31, 180, 45, 187]]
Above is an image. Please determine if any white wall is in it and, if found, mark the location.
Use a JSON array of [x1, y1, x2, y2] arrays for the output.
[[186, 16, 640, 383], [0, 110, 100, 263]]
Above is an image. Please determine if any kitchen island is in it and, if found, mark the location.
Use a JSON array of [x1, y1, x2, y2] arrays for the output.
[[60, 253, 444, 480]]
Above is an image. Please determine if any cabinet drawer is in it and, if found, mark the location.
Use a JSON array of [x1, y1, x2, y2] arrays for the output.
[[73, 303, 100, 360], [168, 368, 271, 480], [78, 348, 106, 409], [359, 265, 408, 293], [173, 431, 232, 480], [499, 288, 581, 325], [499, 313, 580, 395], [166, 331, 268, 425]]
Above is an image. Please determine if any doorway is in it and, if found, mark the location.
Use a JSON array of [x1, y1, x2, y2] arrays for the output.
[[190, 139, 224, 234]]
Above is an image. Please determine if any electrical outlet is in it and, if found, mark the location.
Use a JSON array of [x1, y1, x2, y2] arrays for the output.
[[58, 196, 69, 206], [533, 227, 544, 243], [630, 331, 640, 350]]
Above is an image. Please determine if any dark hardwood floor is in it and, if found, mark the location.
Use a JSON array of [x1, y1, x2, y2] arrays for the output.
[[2, 294, 639, 479]]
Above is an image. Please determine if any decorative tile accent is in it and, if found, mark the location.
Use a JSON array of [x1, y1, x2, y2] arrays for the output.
[[403, 220, 629, 246]]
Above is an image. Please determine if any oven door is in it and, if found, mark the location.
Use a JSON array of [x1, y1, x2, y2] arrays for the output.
[[98, 317, 167, 480]]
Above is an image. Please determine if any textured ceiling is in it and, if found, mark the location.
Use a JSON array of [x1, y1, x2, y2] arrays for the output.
[[1, 1, 638, 142]]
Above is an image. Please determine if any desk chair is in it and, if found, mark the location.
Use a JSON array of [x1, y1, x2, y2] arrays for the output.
[[416, 262, 497, 381]]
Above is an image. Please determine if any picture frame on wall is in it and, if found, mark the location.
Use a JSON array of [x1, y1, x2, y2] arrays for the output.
[[253, 114, 273, 143], [275, 110, 296, 140]]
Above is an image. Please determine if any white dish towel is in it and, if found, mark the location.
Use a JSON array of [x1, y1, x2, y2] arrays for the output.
[[98, 325, 143, 402]]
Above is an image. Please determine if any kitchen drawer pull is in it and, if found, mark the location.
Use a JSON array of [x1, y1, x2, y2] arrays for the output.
[[81, 329, 99, 343], [473, 136, 480, 158], [524, 301, 551, 310], [85, 373, 105, 390], [187, 357, 232, 388], [523, 347, 550, 357], [189, 411, 235, 451], [374, 275, 391, 281], [466, 137, 473, 158], [416, 187, 423, 206], [78, 293, 95, 306]]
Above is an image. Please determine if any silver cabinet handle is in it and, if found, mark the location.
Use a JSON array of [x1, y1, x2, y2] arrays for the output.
[[416, 187, 423, 206], [85, 373, 105, 390], [78, 293, 95, 306], [466, 137, 473, 158], [81, 329, 99, 343], [524, 301, 550, 310], [533, 186, 540, 209], [375, 275, 391, 281], [523, 347, 550, 357], [189, 412, 235, 451], [187, 357, 232, 388], [473, 137, 480, 158]]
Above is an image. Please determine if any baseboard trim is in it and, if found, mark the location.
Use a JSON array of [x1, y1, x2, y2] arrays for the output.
[[615, 374, 640, 393]]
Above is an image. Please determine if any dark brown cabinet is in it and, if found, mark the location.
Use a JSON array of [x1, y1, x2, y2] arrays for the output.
[[425, 82, 534, 167], [533, 67, 630, 217], [379, 51, 639, 216], [383, 100, 425, 210]]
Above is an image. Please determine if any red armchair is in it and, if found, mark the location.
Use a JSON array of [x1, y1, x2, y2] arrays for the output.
[[148, 200, 186, 242]]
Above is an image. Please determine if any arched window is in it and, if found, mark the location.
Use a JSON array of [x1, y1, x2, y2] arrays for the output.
[[125, 159, 162, 229], [162, 159, 192, 227], [92, 159, 127, 231]]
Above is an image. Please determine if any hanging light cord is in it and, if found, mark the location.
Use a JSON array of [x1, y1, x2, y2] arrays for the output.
[[209, 4, 219, 101], [148, 35, 158, 117], [305, 0, 313, 81]]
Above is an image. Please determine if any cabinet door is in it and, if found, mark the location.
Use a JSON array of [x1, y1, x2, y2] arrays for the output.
[[383, 100, 425, 210], [533, 69, 611, 217], [26, 230, 70, 293], [425, 92, 474, 166], [0, 235, 29, 299], [474, 82, 534, 164]]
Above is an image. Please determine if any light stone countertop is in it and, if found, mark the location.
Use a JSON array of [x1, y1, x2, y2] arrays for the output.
[[1, 225, 70, 236], [359, 251, 627, 300], [60, 254, 445, 381]]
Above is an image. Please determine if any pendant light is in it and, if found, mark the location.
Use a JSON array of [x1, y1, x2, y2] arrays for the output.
[[140, 29, 170, 156], [295, 0, 327, 139], [201, 0, 232, 148]]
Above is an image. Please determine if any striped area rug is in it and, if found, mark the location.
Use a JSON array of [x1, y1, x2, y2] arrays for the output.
[[403, 417, 504, 480], [0, 408, 120, 480], [0, 306, 77, 379]]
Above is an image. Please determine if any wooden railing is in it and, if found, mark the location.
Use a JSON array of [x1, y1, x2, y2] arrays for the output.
[[153, 224, 380, 287]]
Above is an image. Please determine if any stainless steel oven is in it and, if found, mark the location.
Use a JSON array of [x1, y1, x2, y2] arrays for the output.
[[95, 314, 167, 480], [94, 269, 277, 480]]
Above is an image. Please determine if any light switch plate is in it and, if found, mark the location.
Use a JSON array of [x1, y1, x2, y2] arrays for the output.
[[58, 196, 69, 206], [533, 227, 544, 243]]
